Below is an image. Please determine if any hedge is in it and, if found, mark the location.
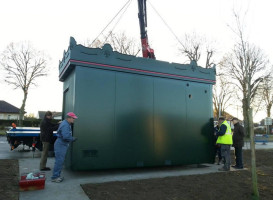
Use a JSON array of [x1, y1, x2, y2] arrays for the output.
[[0, 119, 60, 130]]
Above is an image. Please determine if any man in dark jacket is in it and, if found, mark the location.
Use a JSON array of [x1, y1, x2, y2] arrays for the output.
[[231, 117, 245, 169], [39, 111, 59, 171]]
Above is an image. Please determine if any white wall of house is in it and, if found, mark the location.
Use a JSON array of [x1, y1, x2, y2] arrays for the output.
[[0, 113, 20, 120]]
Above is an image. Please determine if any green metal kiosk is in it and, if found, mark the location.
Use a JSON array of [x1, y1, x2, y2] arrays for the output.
[[59, 37, 216, 170]]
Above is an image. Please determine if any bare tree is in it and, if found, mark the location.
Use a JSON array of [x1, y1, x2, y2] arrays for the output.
[[179, 32, 216, 68], [0, 42, 49, 126], [87, 31, 141, 56], [213, 75, 233, 118], [260, 74, 273, 117], [220, 13, 270, 137], [220, 11, 272, 199]]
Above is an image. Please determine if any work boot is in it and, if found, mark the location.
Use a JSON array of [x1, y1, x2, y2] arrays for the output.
[[40, 167, 51, 171], [51, 177, 64, 183]]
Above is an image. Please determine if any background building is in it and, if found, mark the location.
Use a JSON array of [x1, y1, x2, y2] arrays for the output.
[[38, 111, 62, 120], [0, 100, 21, 120]]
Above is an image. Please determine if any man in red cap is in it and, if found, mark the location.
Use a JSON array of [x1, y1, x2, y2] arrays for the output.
[[51, 112, 78, 183]]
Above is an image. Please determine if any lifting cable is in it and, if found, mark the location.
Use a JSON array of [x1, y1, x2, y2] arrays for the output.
[[91, 0, 132, 46], [103, 0, 132, 44], [147, 0, 184, 48]]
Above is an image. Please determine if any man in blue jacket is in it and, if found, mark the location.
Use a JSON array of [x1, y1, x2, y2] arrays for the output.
[[51, 112, 78, 183]]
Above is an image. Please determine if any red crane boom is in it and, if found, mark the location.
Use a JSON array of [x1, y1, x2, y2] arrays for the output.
[[137, 0, 155, 59]]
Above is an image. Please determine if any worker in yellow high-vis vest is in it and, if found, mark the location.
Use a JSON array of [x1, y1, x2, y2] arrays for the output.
[[215, 116, 233, 171]]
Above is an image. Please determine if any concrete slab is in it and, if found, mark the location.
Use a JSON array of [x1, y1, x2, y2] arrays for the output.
[[19, 157, 223, 200], [0, 136, 272, 200]]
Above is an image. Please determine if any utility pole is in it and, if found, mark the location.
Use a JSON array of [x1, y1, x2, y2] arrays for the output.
[[265, 117, 272, 135]]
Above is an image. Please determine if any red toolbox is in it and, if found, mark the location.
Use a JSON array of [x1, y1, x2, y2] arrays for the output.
[[19, 172, 46, 191]]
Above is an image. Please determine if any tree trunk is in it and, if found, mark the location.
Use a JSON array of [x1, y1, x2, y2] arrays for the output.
[[249, 108, 259, 199], [19, 90, 28, 126], [267, 103, 272, 117], [242, 97, 250, 137]]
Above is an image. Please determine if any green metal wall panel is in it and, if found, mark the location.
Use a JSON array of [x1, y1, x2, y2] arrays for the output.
[[185, 82, 215, 164], [153, 78, 187, 165], [115, 73, 154, 168], [71, 67, 116, 170]]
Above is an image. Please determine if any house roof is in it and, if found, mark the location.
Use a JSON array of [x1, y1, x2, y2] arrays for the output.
[[38, 111, 62, 119], [0, 100, 20, 114]]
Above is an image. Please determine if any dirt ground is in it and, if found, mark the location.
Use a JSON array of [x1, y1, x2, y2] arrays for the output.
[[81, 149, 273, 200], [0, 159, 19, 200]]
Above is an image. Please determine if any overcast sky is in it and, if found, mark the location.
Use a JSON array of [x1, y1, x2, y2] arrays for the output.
[[0, 0, 272, 122]]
